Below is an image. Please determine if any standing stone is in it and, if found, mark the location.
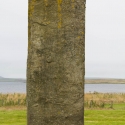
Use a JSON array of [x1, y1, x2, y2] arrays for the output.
[[27, 0, 85, 125]]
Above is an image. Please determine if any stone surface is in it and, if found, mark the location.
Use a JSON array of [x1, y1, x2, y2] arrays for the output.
[[27, 0, 85, 125]]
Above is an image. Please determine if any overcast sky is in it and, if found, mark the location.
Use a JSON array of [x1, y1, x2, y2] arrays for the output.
[[0, 0, 125, 78], [86, 0, 125, 78]]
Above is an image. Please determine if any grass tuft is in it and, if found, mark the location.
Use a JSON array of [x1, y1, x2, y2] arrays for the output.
[[0, 93, 26, 106]]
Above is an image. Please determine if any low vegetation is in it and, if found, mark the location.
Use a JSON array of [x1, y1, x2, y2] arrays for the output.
[[0, 93, 125, 125], [1, 92, 125, 109], [85, 92, 125, 109], [0, 93, 26, 106]]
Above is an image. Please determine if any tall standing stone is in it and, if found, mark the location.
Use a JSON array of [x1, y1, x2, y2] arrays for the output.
[[27, 0, 85, 125]]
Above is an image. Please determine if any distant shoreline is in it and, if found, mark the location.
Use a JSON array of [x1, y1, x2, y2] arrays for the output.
[[0, 78, 26, 83], [0, 78, 125, 84], [85, 79, 125, 84]]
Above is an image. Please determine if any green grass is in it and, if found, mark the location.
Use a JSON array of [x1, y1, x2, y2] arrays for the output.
[[85, 103, 125, 125], [0, 109, 26, 125], [85, 110, 125, 125], [0, 107, 125, 125]]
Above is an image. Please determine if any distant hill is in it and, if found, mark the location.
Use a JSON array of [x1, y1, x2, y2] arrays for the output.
[[0, 77, 26, 83], [0, 76, 124, 84], [85, 77, 125, 79], [85, 78, 125, 84], [0, 76, 4, 79], [85, 77, 107, 79]]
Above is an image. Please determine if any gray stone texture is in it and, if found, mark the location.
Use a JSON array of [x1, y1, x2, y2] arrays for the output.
[[27, 0, 85, 124]]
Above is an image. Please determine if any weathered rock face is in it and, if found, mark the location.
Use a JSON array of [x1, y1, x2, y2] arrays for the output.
[[27, 0, 85, 125]]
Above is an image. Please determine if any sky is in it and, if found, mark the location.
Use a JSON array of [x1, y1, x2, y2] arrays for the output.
[[0, 0, 125, 79], [86, 0, 125, 78]]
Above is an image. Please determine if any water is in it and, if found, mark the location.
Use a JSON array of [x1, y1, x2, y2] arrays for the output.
[[0, 82, 26, 93], [85, 84, 125, 93], [0, 82, 125, 93]]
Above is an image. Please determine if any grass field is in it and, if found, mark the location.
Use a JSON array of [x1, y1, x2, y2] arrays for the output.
[[85, 109, 125, 125], [0, 107, 26, 125], [0, 93, 125, 125], [0, 107, 125, 125]]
